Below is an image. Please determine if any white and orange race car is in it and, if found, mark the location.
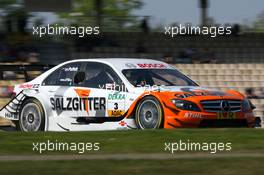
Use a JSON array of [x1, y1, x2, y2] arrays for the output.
[[0, 59, 257, 131]]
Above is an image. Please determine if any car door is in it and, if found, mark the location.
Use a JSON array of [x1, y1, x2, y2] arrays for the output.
[[74, 62, 127, 118], [41, 62, 83, 128]]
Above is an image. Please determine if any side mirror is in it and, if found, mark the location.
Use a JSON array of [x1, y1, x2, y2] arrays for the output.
[[74, 71, 86, 84]]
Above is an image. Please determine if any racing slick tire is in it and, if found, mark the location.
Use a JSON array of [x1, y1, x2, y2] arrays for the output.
[[16, 98, 45, 131], [135, 96, 163, 129]]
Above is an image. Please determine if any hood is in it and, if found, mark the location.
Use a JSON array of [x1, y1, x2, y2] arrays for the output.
[[153, 86, 244, 101]]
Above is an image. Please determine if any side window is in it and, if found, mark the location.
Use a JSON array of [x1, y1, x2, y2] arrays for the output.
[[43, 62, 81, 86], [81, 62, 123, 90]]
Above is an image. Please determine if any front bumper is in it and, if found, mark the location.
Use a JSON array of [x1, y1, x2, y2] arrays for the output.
[[164, 110, 256, 128]]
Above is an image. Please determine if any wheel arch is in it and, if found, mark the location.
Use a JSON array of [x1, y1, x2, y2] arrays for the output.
[[125, 94, 165, 128]]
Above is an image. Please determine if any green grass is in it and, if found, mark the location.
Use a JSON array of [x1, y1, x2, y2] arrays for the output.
[[1, 129, 264, 175], [0, 158, 264, 175], [0, 128, 264, 155]]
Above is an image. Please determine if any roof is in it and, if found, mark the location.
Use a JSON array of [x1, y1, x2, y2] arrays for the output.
[[65, 58, 172, 71]]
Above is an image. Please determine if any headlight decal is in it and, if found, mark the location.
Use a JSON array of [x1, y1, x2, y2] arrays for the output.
[[171, 99, 201, 111]]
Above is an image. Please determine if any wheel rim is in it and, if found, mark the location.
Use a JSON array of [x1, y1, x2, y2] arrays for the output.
[[138, 100, 160, 129], [20, 103, 42, 131]]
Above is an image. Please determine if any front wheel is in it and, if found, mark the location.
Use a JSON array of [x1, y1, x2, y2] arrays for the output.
[[17, 98, 45, 131], [135, 96, 163, 129]]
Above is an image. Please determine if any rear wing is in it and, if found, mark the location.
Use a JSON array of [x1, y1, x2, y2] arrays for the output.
[[0, 64, 54, 120], [0, 64, 55, 81], [0, 64, 55, 98]]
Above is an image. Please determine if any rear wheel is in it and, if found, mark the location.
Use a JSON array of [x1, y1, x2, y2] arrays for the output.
[[135, 96, 163, 129], [17, 98, 45, 131]]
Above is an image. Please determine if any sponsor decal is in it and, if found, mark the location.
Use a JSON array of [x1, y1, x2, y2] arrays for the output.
[[50, 88, 105, 112], [108, 110, 125, 117], [59, 78, 72, 82], [125, 63, 167, 69], [5, 113, 12, 119], [63, 67, 78, 72], [137, 63, 166, 68], [125, 63, 137, 68], [19, 84, 39, 89], [50, 97, 106, 111], [176, 92, 208, 98], [217, 112, 236, 119], [119, 120, 127, 126], [184, 112, 203, 119], [75, 88, 90, 113], [108, 92, 125, 100], [175, 88, 226, 98]]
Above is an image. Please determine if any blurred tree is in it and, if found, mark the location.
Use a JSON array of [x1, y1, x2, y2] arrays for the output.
[[58, 0, 143, 31], [0, 0, 17, 9], [0, 0, 30, 34], [7, 8, 30, 33]]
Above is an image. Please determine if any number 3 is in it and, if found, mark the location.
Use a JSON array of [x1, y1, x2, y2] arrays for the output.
[[114, 103, 118, 110]]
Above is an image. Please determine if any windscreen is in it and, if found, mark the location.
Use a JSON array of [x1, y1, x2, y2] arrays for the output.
[[122, 69, 198, 87]]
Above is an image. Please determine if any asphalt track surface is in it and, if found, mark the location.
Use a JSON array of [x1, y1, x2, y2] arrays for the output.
[[0, 153, 264, 161]]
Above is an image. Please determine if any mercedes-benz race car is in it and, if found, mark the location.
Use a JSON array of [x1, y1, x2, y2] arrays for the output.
[[0, 58, 256, 131]]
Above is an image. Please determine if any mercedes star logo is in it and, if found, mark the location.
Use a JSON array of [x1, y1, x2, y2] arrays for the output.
[[221, 100, 230, 112]]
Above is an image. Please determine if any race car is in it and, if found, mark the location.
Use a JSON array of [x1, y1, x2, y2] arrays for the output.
[[0, 58, 256, 131]]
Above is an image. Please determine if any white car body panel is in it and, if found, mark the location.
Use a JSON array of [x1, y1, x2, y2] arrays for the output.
[[0, 58, 203, 131]]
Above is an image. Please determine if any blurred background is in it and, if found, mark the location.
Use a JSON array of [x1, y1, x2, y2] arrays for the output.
[[0, 0, 264, 125]]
